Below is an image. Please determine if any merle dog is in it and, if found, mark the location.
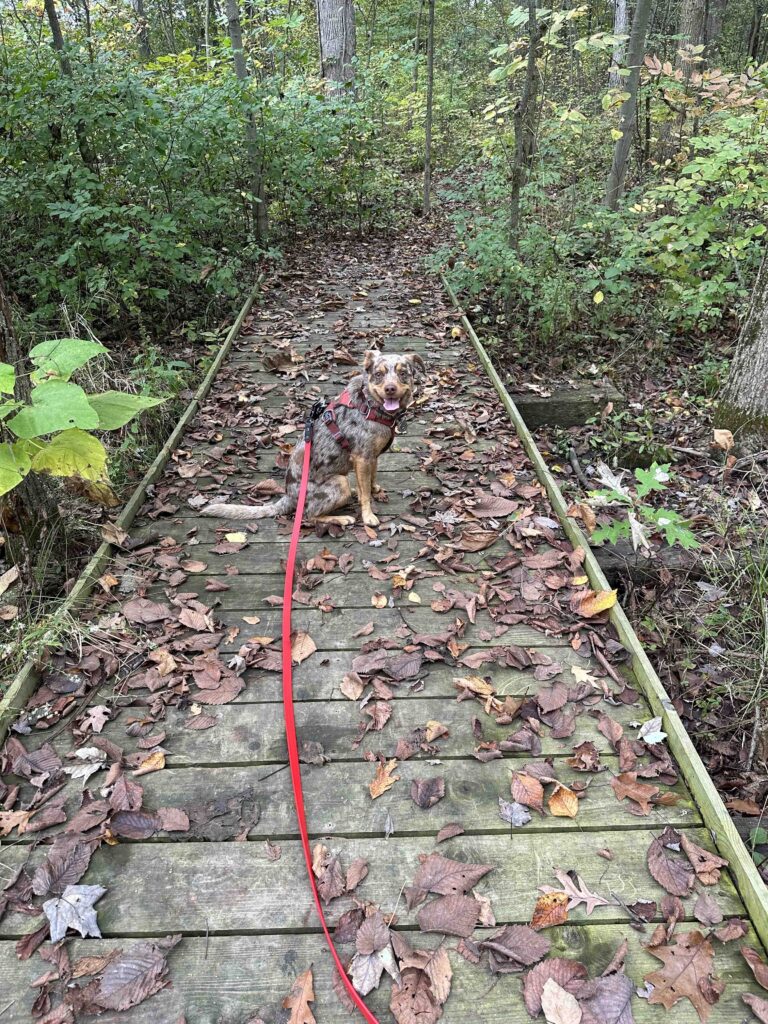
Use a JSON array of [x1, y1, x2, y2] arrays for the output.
[[203, 351, 425, 527]]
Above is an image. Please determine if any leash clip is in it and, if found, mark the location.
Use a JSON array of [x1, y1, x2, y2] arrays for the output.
[[305, 398, 327, 441]]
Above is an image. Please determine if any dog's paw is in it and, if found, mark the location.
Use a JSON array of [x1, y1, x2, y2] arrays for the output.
[[362, 511, 380, 527], [338, 515, 356, 527]]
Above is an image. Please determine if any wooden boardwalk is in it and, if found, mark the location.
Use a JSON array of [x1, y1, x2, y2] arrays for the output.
[[1, 246, 767, 1022]]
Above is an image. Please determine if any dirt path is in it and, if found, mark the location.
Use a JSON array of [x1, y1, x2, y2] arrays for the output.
[[1, 233, 765, 1023]]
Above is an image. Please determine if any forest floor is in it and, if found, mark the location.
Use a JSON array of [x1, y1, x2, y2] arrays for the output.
[[484, 296, 768, 863], [1, 230, 766, 1023]]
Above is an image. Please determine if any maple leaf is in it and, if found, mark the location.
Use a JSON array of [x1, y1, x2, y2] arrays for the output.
[[645, 930, 722, 1022], [43, 884, 106, 942], [610, 772, 659, 815], [282, 967, 316, 1024], [539, 869, 610, 915]]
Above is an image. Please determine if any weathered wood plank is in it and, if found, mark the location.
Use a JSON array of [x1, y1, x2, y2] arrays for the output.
[[34, 693, 652, 767], [0, 827, 742, 940], [210, 606, 573, 650], [0, 925, 762, 1024]]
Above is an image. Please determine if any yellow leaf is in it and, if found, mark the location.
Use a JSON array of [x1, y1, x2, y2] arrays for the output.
[[548, 783, 579, 818], [407, 591, 422, 604], [574, 588, 617, 617], [371, 593, 388, 609], [242, 615, 261, 625], [225, 531, 248, 543], [593, 290, 604, 305], [133, 750, 165, 776]]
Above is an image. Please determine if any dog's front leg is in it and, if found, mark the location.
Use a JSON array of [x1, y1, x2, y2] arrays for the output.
[[353, 457, 379, 527], [371, 458, 384, 495]]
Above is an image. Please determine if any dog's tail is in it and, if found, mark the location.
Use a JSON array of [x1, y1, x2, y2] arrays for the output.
[[202, 495, 294, 520]]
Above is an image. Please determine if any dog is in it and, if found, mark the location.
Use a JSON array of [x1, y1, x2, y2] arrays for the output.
[[203, 350, 425, 527]]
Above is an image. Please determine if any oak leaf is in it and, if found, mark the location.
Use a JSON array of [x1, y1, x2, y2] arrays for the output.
[[282, 967, 316, 1024], [369, 759, 399, 799], [645, 930, 721, 1021]]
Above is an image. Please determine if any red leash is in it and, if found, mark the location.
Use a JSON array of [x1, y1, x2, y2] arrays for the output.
[[281, 415, 381, 1023]]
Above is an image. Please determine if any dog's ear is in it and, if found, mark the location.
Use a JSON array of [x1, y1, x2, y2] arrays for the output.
[[363, 350, 377, 373], [408, 353, 426, 380]]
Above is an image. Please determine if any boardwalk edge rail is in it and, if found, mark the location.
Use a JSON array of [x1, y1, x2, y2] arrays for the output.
[[0, 279, 263, 744], [440, 271, 768, 953]]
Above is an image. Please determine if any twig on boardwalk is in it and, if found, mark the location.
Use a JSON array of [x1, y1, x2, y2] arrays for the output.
[[568, 447, 591, 490]]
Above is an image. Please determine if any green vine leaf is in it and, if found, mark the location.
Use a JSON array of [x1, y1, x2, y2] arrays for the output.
[[87, 391, 166, 430], [0, 363, 15, 395], [634, 462, 671, 498], [30, 429, 108, 482], [29, 338, 107, 384], [0, 441, 33, 496], [6, 381, 100, 439]]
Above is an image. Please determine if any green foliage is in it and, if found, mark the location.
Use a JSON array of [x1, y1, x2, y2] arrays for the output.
[[0, 338, 164, 497], [588, 462, 700, 551]]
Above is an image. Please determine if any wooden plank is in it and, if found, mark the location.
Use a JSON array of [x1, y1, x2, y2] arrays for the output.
[[0, 827, 743, 939], [208, 606, 573, 651], [0, 925, 763, 1024], [441, 271, 768, 952], [107, 761, 702, 837], [0, 284, 263, 745], [32, 693, 652, 767]]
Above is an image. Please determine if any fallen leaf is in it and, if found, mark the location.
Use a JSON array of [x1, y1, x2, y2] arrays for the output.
[[511, 772, 545, 815], [291, 631, 317, 664], [540, 977, 583, 1024], [43, 884, 106, 942], [572, 589, 617, 618], [411, 777, 445, 809], [548, 784, 578, 818], [369, 759, 400, 799], [282, 967, 316, 1024], [647, 828, 695, 897], [524, 958, 589, 1015], [417, 894, 480, 937], [645, 930, 721, 1021], [531, 891, 569, 931]]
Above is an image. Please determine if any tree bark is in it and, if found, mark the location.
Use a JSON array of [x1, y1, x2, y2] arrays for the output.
[[316, 0, 356, 87], [44, 0, 98, 174], [675, 0, 707, 70], [604, 0, 652, 210], [608, 0, 629, 88], [225, 0, 269, 239], [719, 253, 768, 446], [508, 0, 541, 246], [134, 0, 151, 58], [422, 0, 435, 215]]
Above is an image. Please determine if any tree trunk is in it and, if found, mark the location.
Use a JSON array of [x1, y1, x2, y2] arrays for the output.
[[719, 254, 768, 445], [604, 0, 652, 210], [508, 0, 541, 246], [0, 274, 59, 595], [422, 0, 435, 215], [675, 0, 706, 70], [134, 0, 151, 58], [225, 0, 269, 239], [316, 0, 356, 87], [44, 0, 98, 174], [608, 0, 629, 88], [679, 0, 708, 62]]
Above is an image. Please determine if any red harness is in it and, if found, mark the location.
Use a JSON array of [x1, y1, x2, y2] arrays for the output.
[[322, 388, 403, 451]]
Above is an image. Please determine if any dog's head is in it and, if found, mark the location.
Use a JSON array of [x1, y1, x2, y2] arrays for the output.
[[363, 351, 425, 413]]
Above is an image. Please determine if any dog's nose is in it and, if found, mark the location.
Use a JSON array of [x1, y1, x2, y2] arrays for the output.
[[385, 384, 397, 396]]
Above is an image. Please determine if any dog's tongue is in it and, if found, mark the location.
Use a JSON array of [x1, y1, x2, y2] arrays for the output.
[[383, 399, 401, 412]]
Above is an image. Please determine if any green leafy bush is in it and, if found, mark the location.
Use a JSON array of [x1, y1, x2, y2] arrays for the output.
[[0, 338, 163, 498]]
